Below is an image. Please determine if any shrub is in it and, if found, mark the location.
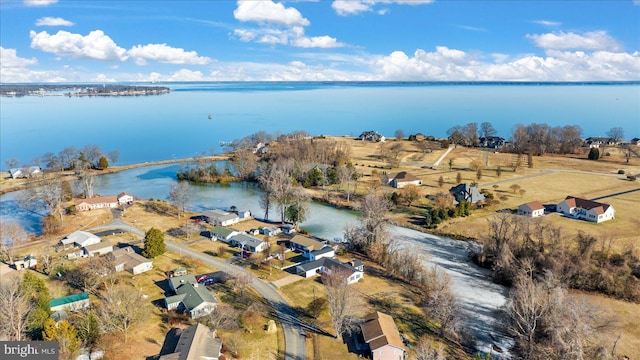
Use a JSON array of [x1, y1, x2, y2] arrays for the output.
[[618, 169, 625, 174], [627, 175, 637, 181], [588, 148, 600, 160]]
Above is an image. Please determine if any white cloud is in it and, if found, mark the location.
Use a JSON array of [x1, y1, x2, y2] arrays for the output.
[[233, 29, 258, 42], [634, 0, 640, 5], [291, 35, 344, 48], [372, 47, 640, 81], [456, 24, 488, 32], [24, 0, 58, 6], [35, 17, 74, 27], [234, 26, 345, 48], [0, 47, 38, 67], [128, 44, 211, 65], [93, 73, 116, 82], [332, 0, 433, 16], [168, 69, 205, 81], [30, 30, 129, 61], [531, 20, 561, 27], [527, 31, 622, 51], [234, 0, 309, 26]]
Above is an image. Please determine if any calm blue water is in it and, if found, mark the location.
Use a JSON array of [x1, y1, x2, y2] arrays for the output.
[[1, 82, 639, 170]]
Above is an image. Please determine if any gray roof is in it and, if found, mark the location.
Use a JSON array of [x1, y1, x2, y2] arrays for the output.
[[168, 274, 197, 291], [230, 233, 265, 249], [159, 323, 222, 360], [298, 257, 357, 274], [310, 247, 334, 257], [61, 231, 100, 246], [449, 183, 485, 204]]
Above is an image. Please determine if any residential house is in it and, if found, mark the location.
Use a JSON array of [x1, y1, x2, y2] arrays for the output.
[[296, 257, 364, 284], [583, 137, 618, 148], [229, 233, 269, 253], [165, 274, 218, 319], [171, 267, 188, 277], [358, 130, 385, 142], [13, 254, 37, 270], [557, 196, 615, 223], [478, 136, 506, 149], [308, 247, 335, 261], [9, 166, 41, 179], [630, 138, 640, 146], [260, 226, 281, 236], [281, 224, 296, 234], [49, 292, 91, 312], [83, 242, 113, 257], [209, 226, 241, 243], [108, 247, 153, 274], [290, 235, 325, 254], [517, 201, 545, 218], [360, 311, 406, 360], [158, 323, 222, 360], [59, 231, 101, 250], [408, 133, 426, 141], [74, 196, 119, 212], [237, 209, 252, 219], [202, 209, 240, 227], [117, 192, 134, 204], [384, 171, 422, 188], [449, 183, 485, 204]]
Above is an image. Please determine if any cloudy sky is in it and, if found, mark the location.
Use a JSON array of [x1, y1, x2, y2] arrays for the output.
[[1, 0, 639, 82]]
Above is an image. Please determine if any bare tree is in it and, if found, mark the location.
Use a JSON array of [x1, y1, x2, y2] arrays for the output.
[[168, 181, 191, 218], [258, 159, 294, 223], [58, 146, 78, 170], [96, 285, 146, 343], [0, 276, 32, 341], [206, 304, 239, 330], [41, 152, 62, 171], [422, 265, 460, 338], [0, 221, 29, 264], [606, 127, 625, 144], [338, 163, 357, 203], [230, 148, 258, 180], [394, 129, 406, 140], [400, 184, 421, 207], [322, 267, 362, 338], [232, 271, 254, 300], [480, 122, 497, 139], [107, 150, 120, 166], [77, 168, 95, 198], [414, 336, 447, 360], [16, 176, 64, 222], [437, 176, 444, 188], [81, 144, 103, 169], [5, 157, 20, 170]]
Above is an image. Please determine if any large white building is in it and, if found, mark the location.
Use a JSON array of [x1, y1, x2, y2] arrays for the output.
[[557, 196, 615, 223]]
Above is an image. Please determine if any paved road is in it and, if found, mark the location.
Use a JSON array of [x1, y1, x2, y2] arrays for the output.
[[89, 220, 307, 360]]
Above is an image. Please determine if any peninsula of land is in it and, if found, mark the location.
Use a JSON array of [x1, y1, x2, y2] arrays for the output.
[[0, 84, 170, 97]]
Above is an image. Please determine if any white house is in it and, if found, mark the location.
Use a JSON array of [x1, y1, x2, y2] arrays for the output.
[[209, 226, 242, 243], [9, 166, 41, 179], [229, 233, 269, 253], [384, 171, 422, 188], [13, 254, 38, 270], [108, 247, 153, 274], [296, 257, 363, 284], [83, 242, 113, 257], [237, 210, 252, 219], [74, 196, 119, 212], [557, 196, 615, 223], [60, 231, 101, 250], [117, 192, 134, 204], [202, 209, 240, 227], [308, 247, 335, 261], [517, 201, 545, 218]]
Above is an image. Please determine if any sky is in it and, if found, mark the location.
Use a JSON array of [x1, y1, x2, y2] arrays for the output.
[[1, 0, 639, 83]]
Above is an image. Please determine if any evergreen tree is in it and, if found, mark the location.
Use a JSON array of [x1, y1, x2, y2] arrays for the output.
[[21, 272, 51, 339], [42, 318, 81, 359], [98, 156, 109, 169], [588, 148, 600, 160], [142, 228, 165, 258]]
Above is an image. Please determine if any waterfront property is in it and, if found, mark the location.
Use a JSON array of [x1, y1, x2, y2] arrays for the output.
[[9, 166, 41, 179], [557, 196, 615, 223], [290, 235, 325, 254], [165, 274, 218, 319], [202, 209, 240, 226], [360, 311, 406, 360], [117, 192, 134, 204], [108, 246, 153, 274], [517, 201, 545, 218], [384, 171, 422, 189], [74, 196, 119, 212], [49, 292, 90, 312], [158, 323, 222, 360]]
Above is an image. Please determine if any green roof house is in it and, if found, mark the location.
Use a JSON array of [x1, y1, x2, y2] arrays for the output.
[[165, 275, 218, 319], [50, 292, 90, 312]]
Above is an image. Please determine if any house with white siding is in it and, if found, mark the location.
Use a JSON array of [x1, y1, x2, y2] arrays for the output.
[[557, 196, 615, 223], [518, 201, 545, 218], [384, 171, 422, 188]]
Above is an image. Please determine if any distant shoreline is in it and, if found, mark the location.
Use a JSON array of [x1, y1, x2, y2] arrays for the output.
[[0, 154, 231, 196]]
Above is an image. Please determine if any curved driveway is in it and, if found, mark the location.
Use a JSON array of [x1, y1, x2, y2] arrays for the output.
[[90, 221, 306, 360]]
